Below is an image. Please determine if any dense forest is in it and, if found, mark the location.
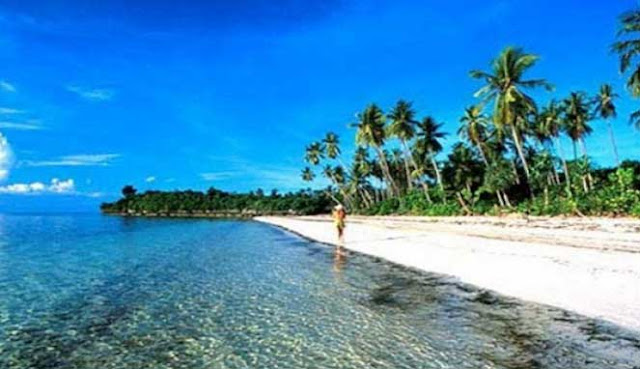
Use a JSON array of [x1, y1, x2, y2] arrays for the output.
[[300, 9, 640, 217], [100, 186, 331, 216]]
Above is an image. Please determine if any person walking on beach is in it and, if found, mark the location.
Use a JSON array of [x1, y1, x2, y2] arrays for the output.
[[332, 204, 346, 243]]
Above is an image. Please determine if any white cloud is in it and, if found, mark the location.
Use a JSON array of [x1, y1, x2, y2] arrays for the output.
[[200, 171, 238, 181], [0, 80, 16, 93], [0, 107, 23, 114], [23, 153, 120, 167], [0, 178, 75, 195], [66, 85, 114, 101], [145, 176, 156, 183], [0, 120, 43, 131], [49, 178, 74, 193], [0, 133, 13, 181]]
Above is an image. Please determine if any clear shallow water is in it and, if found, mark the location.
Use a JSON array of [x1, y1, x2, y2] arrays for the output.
[[0, 215, 638, 369]]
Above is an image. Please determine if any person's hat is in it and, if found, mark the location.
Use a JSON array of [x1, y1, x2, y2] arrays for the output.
[[335, 204, 344, 210]]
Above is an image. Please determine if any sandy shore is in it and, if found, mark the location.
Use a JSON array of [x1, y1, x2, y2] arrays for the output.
[[256, 215, 640, 332]]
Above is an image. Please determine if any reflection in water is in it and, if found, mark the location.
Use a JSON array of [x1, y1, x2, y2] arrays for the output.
[[333, 246, 347, 273], [0, 215, 638, 369]]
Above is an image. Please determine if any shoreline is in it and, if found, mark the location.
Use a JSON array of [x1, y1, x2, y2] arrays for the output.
[[256, 215, 640, 332]]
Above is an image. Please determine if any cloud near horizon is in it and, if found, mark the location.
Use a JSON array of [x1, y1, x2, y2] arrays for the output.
[[0, 133, 14, 181], [23, 153, 120, 167], [0, 178, 74, 194], [200, 171, 239, 181], [0, 107, 24, 114], [66, 85, 115, 101], [0, 120, 44, 131], [145, 176, 156, 183], [0, 80, 16, 92]]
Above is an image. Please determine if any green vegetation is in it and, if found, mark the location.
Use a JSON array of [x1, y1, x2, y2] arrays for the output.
[[300, 10, 640, 217], [101, 187, 331, 217]]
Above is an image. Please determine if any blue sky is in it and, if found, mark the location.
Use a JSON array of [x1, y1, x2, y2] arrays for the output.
[[0, 0, 639, 212]]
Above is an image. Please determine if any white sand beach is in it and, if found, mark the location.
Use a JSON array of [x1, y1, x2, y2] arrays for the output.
[[256, 215, 640, 332]]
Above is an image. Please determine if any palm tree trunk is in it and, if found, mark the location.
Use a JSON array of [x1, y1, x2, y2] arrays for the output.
[[511, 159, 521, 185], [403, 142, 433, 203], [477, 143, 489, 166], [544, 186, 549, 208], [511, 127, 530, 180], [606, 120, 620, 165], [328, 173, 353, 209], [358, 188, 372, 208], [400, 140, 414, 191], [456, 191, 472, 215], [496, 191, 505, 207], [374, 146, 398, 197], [428, 150, 444, 193], [421, 182, 432, 203], [553, 137, 572, 197], [502, 192, 513, 208], [579, 138, 593, 190]]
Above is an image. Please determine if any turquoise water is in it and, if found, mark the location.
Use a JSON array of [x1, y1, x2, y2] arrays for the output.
[[0, 215, 638, 369]]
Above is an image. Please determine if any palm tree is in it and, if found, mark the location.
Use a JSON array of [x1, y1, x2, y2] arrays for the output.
[[416, 117, 447, 192], [562, 92, 593, 159], [301, 167, 315, 182], [563, 92, 594, 192], [353, 104, 398, 196], [481, 157, 516, 208], [304, 142, 325, 166], [443, 143, 483, 214], [593, 83, 620, 164], [387, 100, 419, 190], [323, 132, 343, 162], [470, 46, 553, 181], [459, 105, 490, 165], [539, 100, 571, 193], [612, 10, 640, 129]]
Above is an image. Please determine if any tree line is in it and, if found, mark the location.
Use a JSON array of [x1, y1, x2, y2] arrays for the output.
[[301, 10, 640, 217], [100, 186, 332, 216]]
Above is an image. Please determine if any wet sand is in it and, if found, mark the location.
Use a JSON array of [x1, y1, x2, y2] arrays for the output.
[[256, 215, 640, 332]]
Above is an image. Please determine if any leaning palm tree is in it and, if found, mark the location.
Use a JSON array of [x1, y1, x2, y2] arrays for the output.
[[353, 104, 398, 196], [387, 100, 419, 190], [593, 83, 620, 164], [415, 116, 447, 192], [459, 105, 490, 165], [470, 46, 553, 181], [612, 9, 640, 129], [304, 142, 325, 166]]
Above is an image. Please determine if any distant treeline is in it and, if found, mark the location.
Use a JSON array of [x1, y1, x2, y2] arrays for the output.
[[100, 186, 332, 217]]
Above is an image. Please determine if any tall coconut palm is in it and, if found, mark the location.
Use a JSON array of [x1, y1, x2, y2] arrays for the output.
[[593, 83, 620, 164], [459, 105, 490, 165], [562, 92, 593, 159], [416, 117, 447, 192], [353, 104, 398, 196], [612, 10, 640, 129], [304, 142, 325, 166], [387, 100, 419, 190], [470, 46, 553, 181], [539, 100, 571, 193], [322, 132, 354, 205], [563, 92, 594, 192], [301, 167, 315, 182]]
